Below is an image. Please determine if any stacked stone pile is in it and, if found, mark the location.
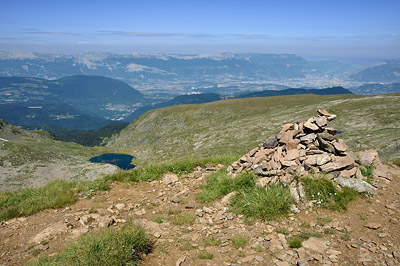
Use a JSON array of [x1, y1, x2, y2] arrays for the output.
[[228, 109, 390, 204]]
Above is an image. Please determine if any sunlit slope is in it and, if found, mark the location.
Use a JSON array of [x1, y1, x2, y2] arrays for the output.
[[106, 93, 400, 165], [0, 120, 118, 191]]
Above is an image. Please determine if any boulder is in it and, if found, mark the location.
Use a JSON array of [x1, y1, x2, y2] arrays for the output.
[[302, 237, 329, 253], [162, 173, 179, 185], [334, 177, 377, 194], [280, 130, 295, 144], [316, 153, 331, 166], [322, 155, 355, 172], [304, 154, 318, 166], [263, 137, 278, 148], [280, 123, 294, 133], [314, 116, 328, 128], [373, 162, 393, 180], [317, 109, 337, 121], [325, 127, 337, 135], [221, 191, 237, 205], [286, 139, 299, 150], [357, 149, 378, 166], [318, 132, 336, 141], [339, 168, 357, 178], [333, 139, 348, 153], [31, 221, 68, 243], [286, 149, 300, 161], [304, 118, 319, 131], [317, 136, 335, 153]]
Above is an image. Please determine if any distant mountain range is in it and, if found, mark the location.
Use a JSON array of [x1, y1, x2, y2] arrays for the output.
[[123, 87, 352, 122], [0, 75, 146, 132], [0, 52, 354, 85], [124, 93, 224, 121], [236, 86, 352, 98], [2, 71, 399, 140], [350, 61, 400, 83], [350, 83, 400, 95]]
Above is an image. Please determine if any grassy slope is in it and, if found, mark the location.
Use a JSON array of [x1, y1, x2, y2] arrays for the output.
[[0, 123, 116, 191], [107, 93, 400, 165]]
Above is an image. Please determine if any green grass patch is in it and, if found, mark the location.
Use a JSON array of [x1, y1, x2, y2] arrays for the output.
[[316, 216, 332, 226], [301, 176, 358, 211], [151, 216, 166, 224], [340, 229, 351, 241], [275, 227, 289, 235], [198, 251, 213, 259], [197, 170, 256, 203], [180, 240, 195, 251], [288, 236, 302, 248], [324, 228, 335, 235], [360, 164, 374, 178], [297, 232, 323, 239], [201, 237, 221, 247], [231, 236, 248, 249], [301, 222, 311, 228], [0, 179, 111, 221], [360, 164, 374, 184], [106, 157, 235, 183], [27, 223, 152, 266], [230, 184, 295, 221], [198, 165, 294, 221], [288, 231, 323, 248], [171, 213, 196, 225], [394, 158, 400, 167], [168, 209, 182, 215]]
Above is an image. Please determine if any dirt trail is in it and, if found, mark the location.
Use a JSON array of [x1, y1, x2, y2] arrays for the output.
[[1, 165, 399, 266]]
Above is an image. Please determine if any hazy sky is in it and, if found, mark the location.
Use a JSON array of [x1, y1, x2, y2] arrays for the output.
[[1, 0, 399, 59]]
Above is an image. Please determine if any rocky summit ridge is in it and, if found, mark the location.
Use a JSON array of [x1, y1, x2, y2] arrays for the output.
[[228, 109, 392, 207]]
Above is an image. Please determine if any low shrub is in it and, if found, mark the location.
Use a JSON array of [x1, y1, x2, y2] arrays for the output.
[[107, 156, 236, 183], [288, 236, 302, 248], [230, 184, 295, 221], [28, 223, 153, 266], [197, 170, 256, 203], [198, 251, 213, 259], [301, 176, 357, 211], [231, 236, 248, 249], [0, 179, 111, 221]]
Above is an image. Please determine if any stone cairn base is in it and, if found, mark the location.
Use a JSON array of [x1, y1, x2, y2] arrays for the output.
[[228, 109, 392, 208]]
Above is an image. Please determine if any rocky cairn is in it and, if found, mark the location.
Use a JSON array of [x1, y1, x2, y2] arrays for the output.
[[228, 109, 391, 207]]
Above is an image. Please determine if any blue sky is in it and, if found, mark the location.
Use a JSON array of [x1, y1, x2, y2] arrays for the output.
[[0, 0, 399, 59]]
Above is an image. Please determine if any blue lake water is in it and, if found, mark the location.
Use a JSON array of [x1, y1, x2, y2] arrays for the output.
[[89, 153, 135, 170]]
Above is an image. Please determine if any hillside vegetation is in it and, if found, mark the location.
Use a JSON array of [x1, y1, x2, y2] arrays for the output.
[[107, 93, 400, 165], [0, 120, 118, 191]]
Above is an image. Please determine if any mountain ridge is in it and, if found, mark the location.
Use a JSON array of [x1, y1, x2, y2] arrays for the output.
[[0, 75, 146, 131]]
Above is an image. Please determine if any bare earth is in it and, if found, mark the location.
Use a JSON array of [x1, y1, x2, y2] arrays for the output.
[[1, 164, 399, 266]]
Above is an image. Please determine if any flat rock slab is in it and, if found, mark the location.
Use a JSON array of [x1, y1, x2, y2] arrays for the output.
[[334, 177, 377, 195], [365, 223, 382, 230], [286, 149, 300, 160], [357, 149, 379, 166], [302, 237, 329, 253], [176, 256, 186, 266], [322, 155, 355, 172], [304, 118, 319, 131], [333, 139, 348, 153], [31, 221, 68, 243], [163, 173, 178, 185]]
